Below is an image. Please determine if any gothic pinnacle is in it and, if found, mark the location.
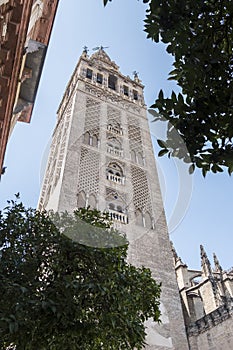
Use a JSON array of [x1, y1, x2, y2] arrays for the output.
[[200, 245, 212, 277], [213, 253, 223, 273]]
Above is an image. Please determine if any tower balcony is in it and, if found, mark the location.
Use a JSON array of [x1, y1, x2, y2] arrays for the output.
[[107, 145, 123, 157], [106, 173, 125, 185], [109, 209, 128, 224]]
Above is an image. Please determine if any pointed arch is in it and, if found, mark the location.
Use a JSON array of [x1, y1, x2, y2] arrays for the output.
[[131, 150, 136, 163], [135, 209, 143, 227], [107, 121, 122, 135], [144, 212, 152, 229], [77, 191, 86, 208], [106, 162, 124, 184], [109, 203, 115, 210], [106, 191, 128, 225], [92, 134, 98, 147], [137, 152, 144, 166], [88, 194, 97, 210], [84, 131, 90, 145]]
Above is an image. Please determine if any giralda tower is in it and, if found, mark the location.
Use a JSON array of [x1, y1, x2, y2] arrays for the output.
[[39, 48, 188, 349]]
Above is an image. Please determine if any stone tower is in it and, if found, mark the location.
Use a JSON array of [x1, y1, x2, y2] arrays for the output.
[[39, 48, 188, 349]]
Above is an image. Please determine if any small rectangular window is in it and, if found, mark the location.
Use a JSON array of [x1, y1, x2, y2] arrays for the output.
[[86, 68, 93, 79], [123, 85, 129, 96], [133, 90, 138, 100], [97, 73, 103, 84], [108, 75, 117, 90]]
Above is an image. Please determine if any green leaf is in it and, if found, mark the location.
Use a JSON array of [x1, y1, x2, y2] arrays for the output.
[[158, 149, 169, 157], [158, 89, 164, 100], [157, 139, 167, 148], [189, 164, 195, 174]]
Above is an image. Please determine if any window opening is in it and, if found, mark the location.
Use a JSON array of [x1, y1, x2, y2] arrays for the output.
[[106, 163, 124, 184], [106, 193, 128, 224], [123, 85, 129, 96], [144, 212, 152, 229], [131, 150, 136, 163], [133, 90, 138, 100], [137, 152, 144, 166], [92, 135, 98, 147], [97, 73, 103, 84], [86, 68, 93, 79], [135, 209, 143, 227], [77, 191, 86, 208], [84, 132, 90, 145], [88, 194, 97, 210], [108, 75, 117, 90]]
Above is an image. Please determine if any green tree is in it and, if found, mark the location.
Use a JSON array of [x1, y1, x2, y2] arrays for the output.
[[0, 200, 161, 350], [104, 0, 233, 175]]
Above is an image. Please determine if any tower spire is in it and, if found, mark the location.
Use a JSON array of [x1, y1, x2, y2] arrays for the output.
[[200, 245, 212, 277]]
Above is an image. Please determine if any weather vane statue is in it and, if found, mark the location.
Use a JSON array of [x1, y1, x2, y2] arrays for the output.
[[92, 45, 109, 51], [133, 70, 139, 79], [83, 46, 89, 54]]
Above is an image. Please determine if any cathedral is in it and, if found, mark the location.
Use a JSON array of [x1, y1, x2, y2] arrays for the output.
[[39, 48, 233, 349]]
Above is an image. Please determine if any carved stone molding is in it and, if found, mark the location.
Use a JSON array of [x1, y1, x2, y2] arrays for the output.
[[84, 83, 142, 114]]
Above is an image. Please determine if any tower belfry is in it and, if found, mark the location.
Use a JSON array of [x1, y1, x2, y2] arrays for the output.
[[39, 48, 188, 349]]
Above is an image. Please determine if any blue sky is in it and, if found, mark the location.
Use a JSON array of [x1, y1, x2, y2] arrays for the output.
[[1, 0, 232, 270]]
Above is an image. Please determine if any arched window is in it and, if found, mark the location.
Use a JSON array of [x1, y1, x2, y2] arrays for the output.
[[109, 203, 115, 210], [131, 150, 136, 163], [137, 152, 144, 166], [106, 193, 128, 225], [144, 212, 152, 229], [84, 132, 90, 145], [106, 163, 124, 184], [88, 194, 97, 210], [117, 205, 123, 213], [107, 137, 122, 156], [77, 191, 86, 208], [92, 134, 98, 147], [107, 122, 122, 135], [135, 209, 143, 227]]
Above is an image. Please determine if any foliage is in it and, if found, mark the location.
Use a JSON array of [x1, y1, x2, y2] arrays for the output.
[[104, 0, 233, 175], [0, 200, 161, 350]]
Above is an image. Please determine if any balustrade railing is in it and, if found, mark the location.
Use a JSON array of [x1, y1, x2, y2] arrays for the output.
[[107, 146, 123, 157], [109, 209, 128, 224], [106, 173, 125, 184]]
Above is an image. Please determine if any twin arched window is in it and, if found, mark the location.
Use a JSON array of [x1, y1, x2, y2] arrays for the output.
[[84, 132, 98, 147], [106, 192, 128, 224], [107, 137, 123, 157], [107, 122, 123, 136], [77, 191, 97, 210], [131, 150, 144, 166], [106, 163, 124, 184], [135, 209, 153, 229]]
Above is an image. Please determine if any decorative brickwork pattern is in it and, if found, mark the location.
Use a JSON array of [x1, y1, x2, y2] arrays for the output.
[[130, 165, 152, 213], [107, 105, 121, 123], [77, 147, 100, 194], [84, 97, 100, 137], [127, 116, 143, 153]]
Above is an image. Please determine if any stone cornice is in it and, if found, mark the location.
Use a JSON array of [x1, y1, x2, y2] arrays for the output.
[[83, 83, 145, 115]]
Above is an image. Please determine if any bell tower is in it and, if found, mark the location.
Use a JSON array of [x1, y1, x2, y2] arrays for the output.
[[39, 47, 188, 349]]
